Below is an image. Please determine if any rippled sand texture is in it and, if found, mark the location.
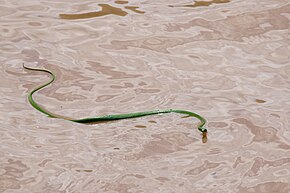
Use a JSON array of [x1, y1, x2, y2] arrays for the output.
[[1, 0, 290, 192]]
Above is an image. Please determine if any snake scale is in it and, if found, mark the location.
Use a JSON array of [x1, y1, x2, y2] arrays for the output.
[[23, 64, 208, 143]]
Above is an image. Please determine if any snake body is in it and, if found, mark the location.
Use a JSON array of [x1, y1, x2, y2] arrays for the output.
[[23, 64, 208, 143]]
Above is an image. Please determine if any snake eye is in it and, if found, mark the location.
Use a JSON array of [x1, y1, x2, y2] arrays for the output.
[[199, 127, 207, 133]]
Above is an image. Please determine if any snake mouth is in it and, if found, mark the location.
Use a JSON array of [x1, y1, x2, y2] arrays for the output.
[[202, 131, 208, 143]]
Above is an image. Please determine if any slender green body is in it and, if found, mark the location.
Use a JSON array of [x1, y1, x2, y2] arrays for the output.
[[23, 64, 208, 142]]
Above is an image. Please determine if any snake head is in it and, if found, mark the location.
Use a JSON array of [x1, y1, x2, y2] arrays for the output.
[[198, 127, 207, 143]]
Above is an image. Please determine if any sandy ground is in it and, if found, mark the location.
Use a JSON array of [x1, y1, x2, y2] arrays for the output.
[[0, 0, 290, 192]]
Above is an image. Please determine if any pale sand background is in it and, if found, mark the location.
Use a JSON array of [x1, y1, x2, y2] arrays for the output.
[[0, 0, 290, 192]]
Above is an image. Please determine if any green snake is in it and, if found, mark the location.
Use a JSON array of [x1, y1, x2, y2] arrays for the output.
[[23, 64, 208, 143]]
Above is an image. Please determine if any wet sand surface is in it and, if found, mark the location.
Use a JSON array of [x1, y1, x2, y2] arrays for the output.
[[1, 0, 290, 192]]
